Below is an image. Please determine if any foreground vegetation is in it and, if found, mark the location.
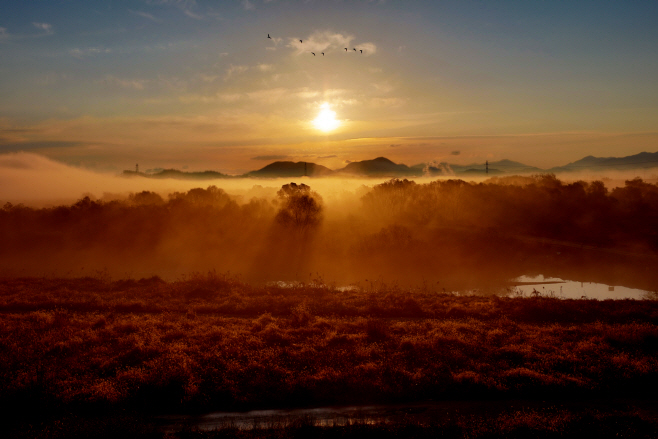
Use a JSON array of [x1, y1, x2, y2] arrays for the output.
[[2, 275, 658, 437]]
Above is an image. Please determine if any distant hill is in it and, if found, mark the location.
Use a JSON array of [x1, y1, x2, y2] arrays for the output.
[[247, 161, 334, 178], [122, 169, 229, 179], [459, 168, 505, 175], [549, 151, 658, 173], [410, 159, 540, 176], [121, 151, 658, 180], [336, 157, 419, 177]]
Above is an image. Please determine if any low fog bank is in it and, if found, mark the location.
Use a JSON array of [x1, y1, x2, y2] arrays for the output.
[[2, 152, 658, 292], [0, 152, 440, 208], [3, 152, 655, 207]]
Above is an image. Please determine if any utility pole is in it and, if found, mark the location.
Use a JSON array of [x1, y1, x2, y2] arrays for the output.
[[485, 160, 488, 175]]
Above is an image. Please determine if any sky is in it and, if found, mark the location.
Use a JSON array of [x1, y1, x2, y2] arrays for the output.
[[1, 0, 657, 174]]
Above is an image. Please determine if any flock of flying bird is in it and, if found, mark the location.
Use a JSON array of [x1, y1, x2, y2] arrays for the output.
[[267, 34, 364, 56]]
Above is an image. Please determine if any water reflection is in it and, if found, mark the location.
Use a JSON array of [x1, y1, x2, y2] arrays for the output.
[[159, 405, 389, 432], [510, 275, 654, 300]]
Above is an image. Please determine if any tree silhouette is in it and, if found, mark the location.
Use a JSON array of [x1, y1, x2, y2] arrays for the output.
[[275, 183, 323, 229]]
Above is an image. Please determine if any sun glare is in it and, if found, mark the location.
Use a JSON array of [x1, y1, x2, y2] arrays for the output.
[[312, 103, 340, 132]]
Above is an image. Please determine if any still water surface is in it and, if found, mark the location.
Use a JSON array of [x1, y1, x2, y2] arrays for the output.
[[509, 275, 654, 300]]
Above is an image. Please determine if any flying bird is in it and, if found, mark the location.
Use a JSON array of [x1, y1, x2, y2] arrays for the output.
[[300, 39, 303, 43], [322, 52, 324, 56], [360, 49, 363, 53], [353, 48, 357, 51], [311, 52, 315, 56], [344, 48, 348, 51], [268, 34, 271, 39]]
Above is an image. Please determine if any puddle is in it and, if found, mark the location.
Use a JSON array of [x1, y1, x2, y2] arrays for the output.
[[510, 275, 655, 300], [156, 399, 658, 432], [158, 405, 389, 431], [266, 276, 656, 300]]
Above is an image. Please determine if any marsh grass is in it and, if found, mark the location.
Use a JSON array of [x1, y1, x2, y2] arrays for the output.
[[2, 276, 658, 416]]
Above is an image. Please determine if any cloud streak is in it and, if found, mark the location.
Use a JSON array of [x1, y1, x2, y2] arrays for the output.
[[129, 10, 162, 22], [97, 75, 148, 90], [144, 0, 203, 19], [251, 154, 289, 160], [32, 22, 53, 35], [224, 64, 249, 81], [69, 47, 113, 58], [287, 30, 376, 56]]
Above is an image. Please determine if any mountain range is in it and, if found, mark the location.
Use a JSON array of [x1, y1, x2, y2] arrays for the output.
[[122, 151, 658, 180]]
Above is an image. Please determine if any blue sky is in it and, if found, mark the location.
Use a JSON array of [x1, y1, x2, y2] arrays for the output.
[[1, 0, 657, 173]]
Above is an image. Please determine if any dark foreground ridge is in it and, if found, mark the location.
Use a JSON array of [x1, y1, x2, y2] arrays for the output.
[[3, 275, 658, 437]]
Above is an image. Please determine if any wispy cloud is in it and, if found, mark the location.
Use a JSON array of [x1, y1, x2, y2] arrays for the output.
[[0, 27, 8, 40], [129, 9, 162, 22], [69, 47, 113, 58], [242, 0, 255, 11], [183, 9, 204, 19], [145, 0, 196, 7], [32, 22, 53, 35], [251, 155, 289, 160], [357, 42, 377, 55], [266, 34, 283, 50], [246, 88, 286, 104], [218, 93, 242, 103], [224, 64, 249, 81], [371, 81, 393, 93], [370, 97, 406, 108], [97, 75, 148, 90], [295, 88, 320, 99], [144, 0, 203, 19], [197, 73, 218, 82], [35, 72, 69, 86], [257, 63, 274, 72], [287, 30, 377, 56]]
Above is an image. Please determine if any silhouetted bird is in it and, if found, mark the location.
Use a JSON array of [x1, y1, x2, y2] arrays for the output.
[[311, 52, 315, 56], [360, 49, 363, 53], [353, 48, 357, 51], [344, 48, 348, 51], [268, 34, 271, 39], [321, 52, 324, 56], [300, 39, 303, 43]]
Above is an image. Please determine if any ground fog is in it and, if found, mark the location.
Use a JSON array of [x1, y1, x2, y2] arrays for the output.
[[1, 155, 658, 292]]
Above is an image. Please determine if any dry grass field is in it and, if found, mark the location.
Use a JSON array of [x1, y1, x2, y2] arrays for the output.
[[2, 274, 658, 437]]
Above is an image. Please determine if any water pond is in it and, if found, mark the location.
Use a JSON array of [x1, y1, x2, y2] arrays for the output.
[[508, 275, 655, 300]]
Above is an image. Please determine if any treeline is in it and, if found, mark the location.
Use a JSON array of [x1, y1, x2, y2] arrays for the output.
[[0, 186, 280, 279], [1, 176, 657, 288], [361, 175, 658, 252]]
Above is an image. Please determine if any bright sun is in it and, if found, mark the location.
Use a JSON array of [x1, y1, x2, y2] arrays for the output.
[[312, 103, 340, 132]]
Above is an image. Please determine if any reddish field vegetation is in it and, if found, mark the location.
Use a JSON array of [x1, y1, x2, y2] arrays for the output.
[[2, 276, 658, 413]]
